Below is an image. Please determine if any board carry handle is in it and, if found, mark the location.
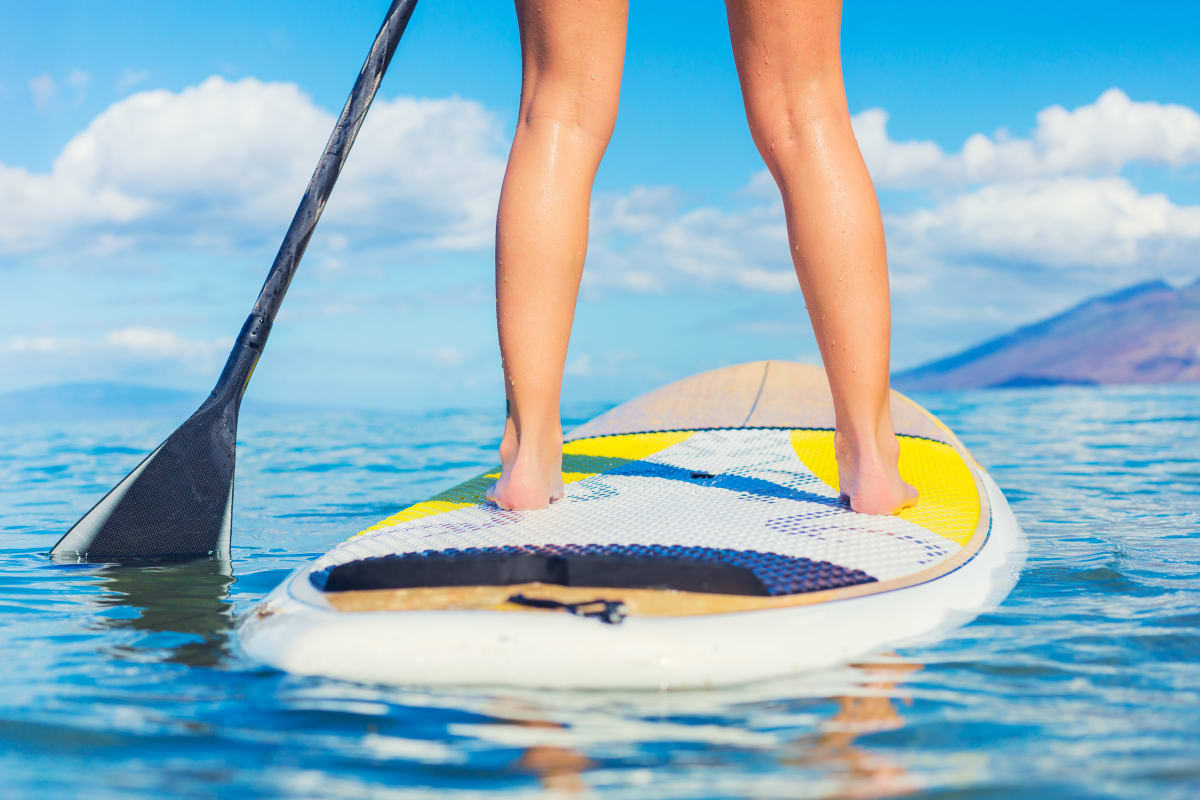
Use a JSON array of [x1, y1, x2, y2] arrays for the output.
[[508, 593, 629, 625]]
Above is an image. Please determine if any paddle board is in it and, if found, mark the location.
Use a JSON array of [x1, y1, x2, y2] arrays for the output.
[[238, 361, 1024, 689]]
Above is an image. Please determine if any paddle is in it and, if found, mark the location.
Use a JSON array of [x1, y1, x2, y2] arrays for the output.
[[51, 0, 420, 561]]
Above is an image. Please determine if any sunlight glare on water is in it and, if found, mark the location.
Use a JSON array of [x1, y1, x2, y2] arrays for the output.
[[1, 385, 1198, 798]]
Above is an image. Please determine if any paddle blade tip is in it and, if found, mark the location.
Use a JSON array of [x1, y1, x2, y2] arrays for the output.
[[51, 406, 238, 562]]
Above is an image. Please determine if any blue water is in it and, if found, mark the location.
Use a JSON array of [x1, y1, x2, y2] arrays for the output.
[[2, 385, 1199, 798]]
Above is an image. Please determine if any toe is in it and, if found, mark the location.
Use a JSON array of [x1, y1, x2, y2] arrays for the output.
[[485, 481, 511, 510]]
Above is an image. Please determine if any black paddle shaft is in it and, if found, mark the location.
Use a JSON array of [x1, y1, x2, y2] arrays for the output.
[[237, 0, 419, 359], [51, 0, 418, 561]]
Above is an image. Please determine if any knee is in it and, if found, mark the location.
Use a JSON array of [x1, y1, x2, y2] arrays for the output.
[[743, 78, 850, 171], [518, 73, 621, 147]]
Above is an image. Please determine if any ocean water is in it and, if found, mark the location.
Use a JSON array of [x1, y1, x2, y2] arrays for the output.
[[1, 384, 1198, 799]]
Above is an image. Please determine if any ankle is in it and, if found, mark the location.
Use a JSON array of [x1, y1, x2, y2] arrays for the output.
[[506, 434, 564, 486], [511, 423, 563, 460], [835, 426, 899, 469]]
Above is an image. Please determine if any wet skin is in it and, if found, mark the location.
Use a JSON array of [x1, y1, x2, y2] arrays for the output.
[[490, 0, 916, 516]]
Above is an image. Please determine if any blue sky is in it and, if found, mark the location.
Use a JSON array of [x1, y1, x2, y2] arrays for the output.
[[3, 1, 1199, 411]]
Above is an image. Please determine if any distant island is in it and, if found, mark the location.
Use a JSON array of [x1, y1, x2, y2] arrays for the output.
[[0, 383, 300, 423], [0, 383, 198, 423], [4, 278, 1197, 422], [894, 278, 1200, 391]]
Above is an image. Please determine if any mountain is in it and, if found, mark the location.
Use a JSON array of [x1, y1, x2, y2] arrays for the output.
[[894, 278, 1200, 391], [0, 382, 324, 424]]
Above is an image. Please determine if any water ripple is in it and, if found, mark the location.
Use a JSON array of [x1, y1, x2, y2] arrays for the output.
[[0, 387, 1198, 797]]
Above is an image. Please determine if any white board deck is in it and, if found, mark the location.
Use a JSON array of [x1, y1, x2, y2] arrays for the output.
[[238, 361, 1025, 689]]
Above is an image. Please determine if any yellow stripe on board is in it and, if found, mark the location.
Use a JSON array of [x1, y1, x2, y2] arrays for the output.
[[789, 429, 981, 545], [354, 430, 695, 537], [355, 427, 979, 545], [561, 430, 694, 460]]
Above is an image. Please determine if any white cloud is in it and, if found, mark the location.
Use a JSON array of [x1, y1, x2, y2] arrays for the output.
[[0, 76, 506, 256], [29, 73, 55, 111], [85, 232, 136, 257], [564, 351, 638, 378], [564, 353, 593, 377], [614, 270, 663, 292], [2, 327, 232, 372], [854, 88, 1200, 189], [105, 327, 231, 362], [4, 335, 73, 354], [582, 90, 1200, 296], [604, 185, 682, 235], [66, 69, 91, 104], [319, 302, 359, 317], [424, 345, 466, 368], [5, 80, 1198, 308], [116, 68, 150, 92], [850, 109, 949, 189], [324, 94, 507, 249], [0, 160, 150, 253], [588, 188, 794, 294], [734, 267, 797, 292], [584, 173, 1200, 298], [887, 176, 1200, 271]]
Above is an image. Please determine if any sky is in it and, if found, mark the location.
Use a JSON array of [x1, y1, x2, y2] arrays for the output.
[[3, 0, 1200, 412]]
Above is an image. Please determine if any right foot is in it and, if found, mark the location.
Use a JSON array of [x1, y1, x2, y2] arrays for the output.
[[835, 431, 918, 516]]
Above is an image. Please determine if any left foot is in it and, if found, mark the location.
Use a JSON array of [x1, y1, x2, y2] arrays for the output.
[[487, 419, 564, 510]]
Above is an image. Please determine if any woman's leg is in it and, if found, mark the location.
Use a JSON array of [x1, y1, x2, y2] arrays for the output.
[[725, 0, 916, 514], [490, 0, 628, 510]]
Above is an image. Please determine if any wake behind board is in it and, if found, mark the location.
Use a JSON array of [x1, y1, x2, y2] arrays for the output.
[[239, 361, 1024, 689]]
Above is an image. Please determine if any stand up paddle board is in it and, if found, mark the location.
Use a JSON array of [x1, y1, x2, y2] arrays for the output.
[[239, 361, 1024, 689]]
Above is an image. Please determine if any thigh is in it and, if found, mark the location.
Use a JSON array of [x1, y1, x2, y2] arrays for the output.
[[515, 0, 628, 137], [724, 0, 846, 126]]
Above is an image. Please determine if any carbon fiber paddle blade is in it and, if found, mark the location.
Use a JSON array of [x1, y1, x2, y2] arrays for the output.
[[51, 343, 256, 562], [51, 398, 238, 561]]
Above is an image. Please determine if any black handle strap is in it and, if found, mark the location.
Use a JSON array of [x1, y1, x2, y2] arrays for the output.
[[508, 593, 628, 625]]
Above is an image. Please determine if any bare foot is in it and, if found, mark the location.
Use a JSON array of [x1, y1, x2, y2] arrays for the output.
[[487, 420, 565, 510], [835, 430, 918, 515]]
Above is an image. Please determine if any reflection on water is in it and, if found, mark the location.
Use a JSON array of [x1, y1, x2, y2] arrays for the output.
[[1, 386, 1198, 797], [75, 554, 926, 798], [512, 718, 594, 795], [91, 560, 234, 668], [792, 662, 922, 799], [492, 660, 924, 799]]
